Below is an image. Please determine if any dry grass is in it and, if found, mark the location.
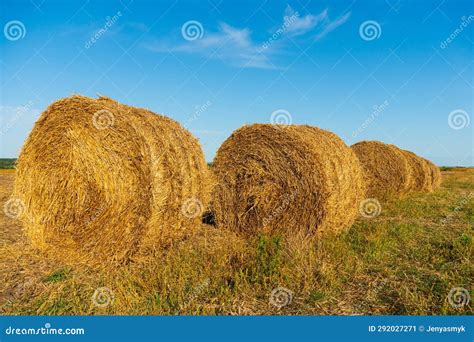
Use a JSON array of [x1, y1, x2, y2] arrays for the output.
[[12, 95, 211, 264], [1, 169, 472, 315]]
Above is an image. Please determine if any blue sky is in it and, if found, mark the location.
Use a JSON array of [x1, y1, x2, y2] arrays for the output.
[[0, 0, 472, 165]]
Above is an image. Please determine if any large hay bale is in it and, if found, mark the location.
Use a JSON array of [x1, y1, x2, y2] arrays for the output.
[[401, 150, 431, 192], [418, 157, 434, 192], [431, 164, 442, 189], [351, 141, 412, 199], [211, 124, 366, 237], [13, 95, 210, 262], [424, 159, 442, 190]]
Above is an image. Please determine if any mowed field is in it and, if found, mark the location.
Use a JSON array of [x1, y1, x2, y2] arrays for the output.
[[0, 169, 472, 315]]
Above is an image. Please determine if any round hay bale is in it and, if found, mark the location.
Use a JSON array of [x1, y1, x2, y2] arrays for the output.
[[13, 95, 210, 263], [431, 164, 442, 189], [401, 150, 431, 192], [351, 141, 412, 199], [418, 157, 441, 191], [425, 159, 442, 190], [211, 124, 366, 237], [418, 157, 434, 192]]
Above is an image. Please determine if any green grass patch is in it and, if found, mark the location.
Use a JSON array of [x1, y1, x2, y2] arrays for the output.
[[0, 158, 16, 169], [43, 269, 70, 283]]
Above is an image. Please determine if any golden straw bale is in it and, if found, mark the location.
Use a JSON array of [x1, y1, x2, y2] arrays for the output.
[[421, 158, 442, 191], [401, 150, 432, 192], [211, 124, 366, 237], [351, 141, 412, 199], [431, 164, 442, 189], [13, 95, 210, 263]]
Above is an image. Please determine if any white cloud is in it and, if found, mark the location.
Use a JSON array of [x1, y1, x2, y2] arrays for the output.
[[284, 6, 328, 36], [176, 23, 254, 52], [145, 7, 351, 69], [315, 12, 351, 40], [146, 22, 276, 69], [281, 6, 350, 40]]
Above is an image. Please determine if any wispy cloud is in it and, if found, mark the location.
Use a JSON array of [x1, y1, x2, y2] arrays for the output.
[[144, 7, 351, 69], [146, 22, 275, 69], [179, 23, 253, 52], [315, 12, 351, 40], [278, 6, 350, 40], [284, 6, 328, 36]]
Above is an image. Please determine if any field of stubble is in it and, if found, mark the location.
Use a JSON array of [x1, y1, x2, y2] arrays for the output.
[[0, 169, 472, 315]]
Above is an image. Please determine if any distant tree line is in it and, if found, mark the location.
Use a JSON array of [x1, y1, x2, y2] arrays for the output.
[[0, 159, 16, 169]]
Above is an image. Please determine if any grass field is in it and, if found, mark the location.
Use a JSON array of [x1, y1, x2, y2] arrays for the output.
[[0, 169, 472, 315]]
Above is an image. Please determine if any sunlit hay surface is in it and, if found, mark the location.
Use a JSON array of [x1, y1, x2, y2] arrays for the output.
[[351, 141, 412, 199], [420, 157, 442, 191], [12, 95, 211, 264], [431, 163, 442, 190], [211, 124, 366, 237], [401, 150, 432, 192]]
